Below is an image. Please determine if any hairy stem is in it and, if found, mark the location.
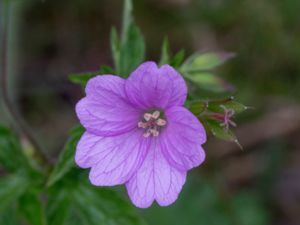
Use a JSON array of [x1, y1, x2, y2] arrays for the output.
[[0, 1, 50, 166]]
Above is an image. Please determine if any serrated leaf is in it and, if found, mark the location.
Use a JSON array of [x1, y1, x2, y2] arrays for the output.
[[0, 126, 31, 172], [19, 191, 47, 225], [47, 126, 84, 187], [159, 37, 171, 65], [181, 52, 235, 72], [0, 173, 29, 211], [184, 72, 232, 92]]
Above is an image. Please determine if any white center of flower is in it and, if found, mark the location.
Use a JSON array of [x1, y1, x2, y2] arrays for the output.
[[138, 110, 167, 138]]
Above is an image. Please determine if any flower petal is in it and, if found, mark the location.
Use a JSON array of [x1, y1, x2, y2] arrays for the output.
[[76, 75, 141, 136], [125, 62, 187, 110], [161, 106, 206, 171], [75, 129, 149, 186], [126, 138, 186, 208]]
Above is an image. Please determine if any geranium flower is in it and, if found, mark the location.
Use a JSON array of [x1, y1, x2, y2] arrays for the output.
[[75, 62, 207, 208]]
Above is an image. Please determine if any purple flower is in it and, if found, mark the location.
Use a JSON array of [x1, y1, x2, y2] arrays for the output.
[[75, 62, 207, 208]]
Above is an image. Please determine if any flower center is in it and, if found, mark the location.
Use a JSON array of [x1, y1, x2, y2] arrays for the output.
[[138, 110, 167, 138]]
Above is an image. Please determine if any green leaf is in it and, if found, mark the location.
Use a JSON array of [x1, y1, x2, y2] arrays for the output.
[[110, 0, 145, 76], [0, 206, 20, 225], [159, 37, 185, 68], [205, 119, 241, 148], [208, 99, 248, 114], [191, 97, 247, 148], [119, 24, 145, 76], [72, 183, 145, 225], [189, 98, 248, 116], [47, 126, 84, 187], [0, 173, 29, 211], [181, 52, 235, 72], [19, 191, 47, 225], [159, 37, 171, 65], [111, 27, 121, 71], [47, 187, 71, 225], [69, 71, 100, 87], [0, 126, 31, 172], [47, 176, 144, 225], [99, 65, 115, 74], [184, 72, 232, 92], [121, 0, 133, 40], [170, 49, 185, 69], [221, 101, 249, 114], [111, 25, 145, 77], [69, 66, 115, 87], [188, 101, 207, 116]]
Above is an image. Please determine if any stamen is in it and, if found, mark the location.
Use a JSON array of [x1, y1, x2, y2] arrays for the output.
[[143, 131, 151, 138], [150, 129, 159, 137], [152, 111, 160, 119], [139, 110, 167, 138], [138, 122, 147, 128], [144, 113, 152, 121], [156, 118, 166, 126]]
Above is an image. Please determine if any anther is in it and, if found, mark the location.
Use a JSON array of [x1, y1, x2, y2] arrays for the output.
[[138, 122, 147, 128], [156, 118, 166, 126], [143, 131, 151, 138], [144, 113, 152, 121], [152, 111, 160, 119], [150, 129, 159, 137]]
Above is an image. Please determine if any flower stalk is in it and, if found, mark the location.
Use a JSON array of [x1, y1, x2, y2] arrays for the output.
[[0, 1, 50, 166]]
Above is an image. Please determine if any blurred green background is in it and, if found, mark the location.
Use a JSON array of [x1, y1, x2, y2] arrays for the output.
[[1, 0, 300, 224]]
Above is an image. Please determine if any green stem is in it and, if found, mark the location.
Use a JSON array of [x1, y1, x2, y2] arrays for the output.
[[0, 1, 50, 166]]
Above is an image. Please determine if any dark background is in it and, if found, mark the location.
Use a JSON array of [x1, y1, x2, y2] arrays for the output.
[[1, 0, 300, 224]]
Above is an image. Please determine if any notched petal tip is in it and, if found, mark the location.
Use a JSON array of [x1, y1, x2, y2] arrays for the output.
[[125, 61, 187, 109], [130, 194, 155, 209], [84, 74, 120, 96], [137, 60, 158, 68]]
